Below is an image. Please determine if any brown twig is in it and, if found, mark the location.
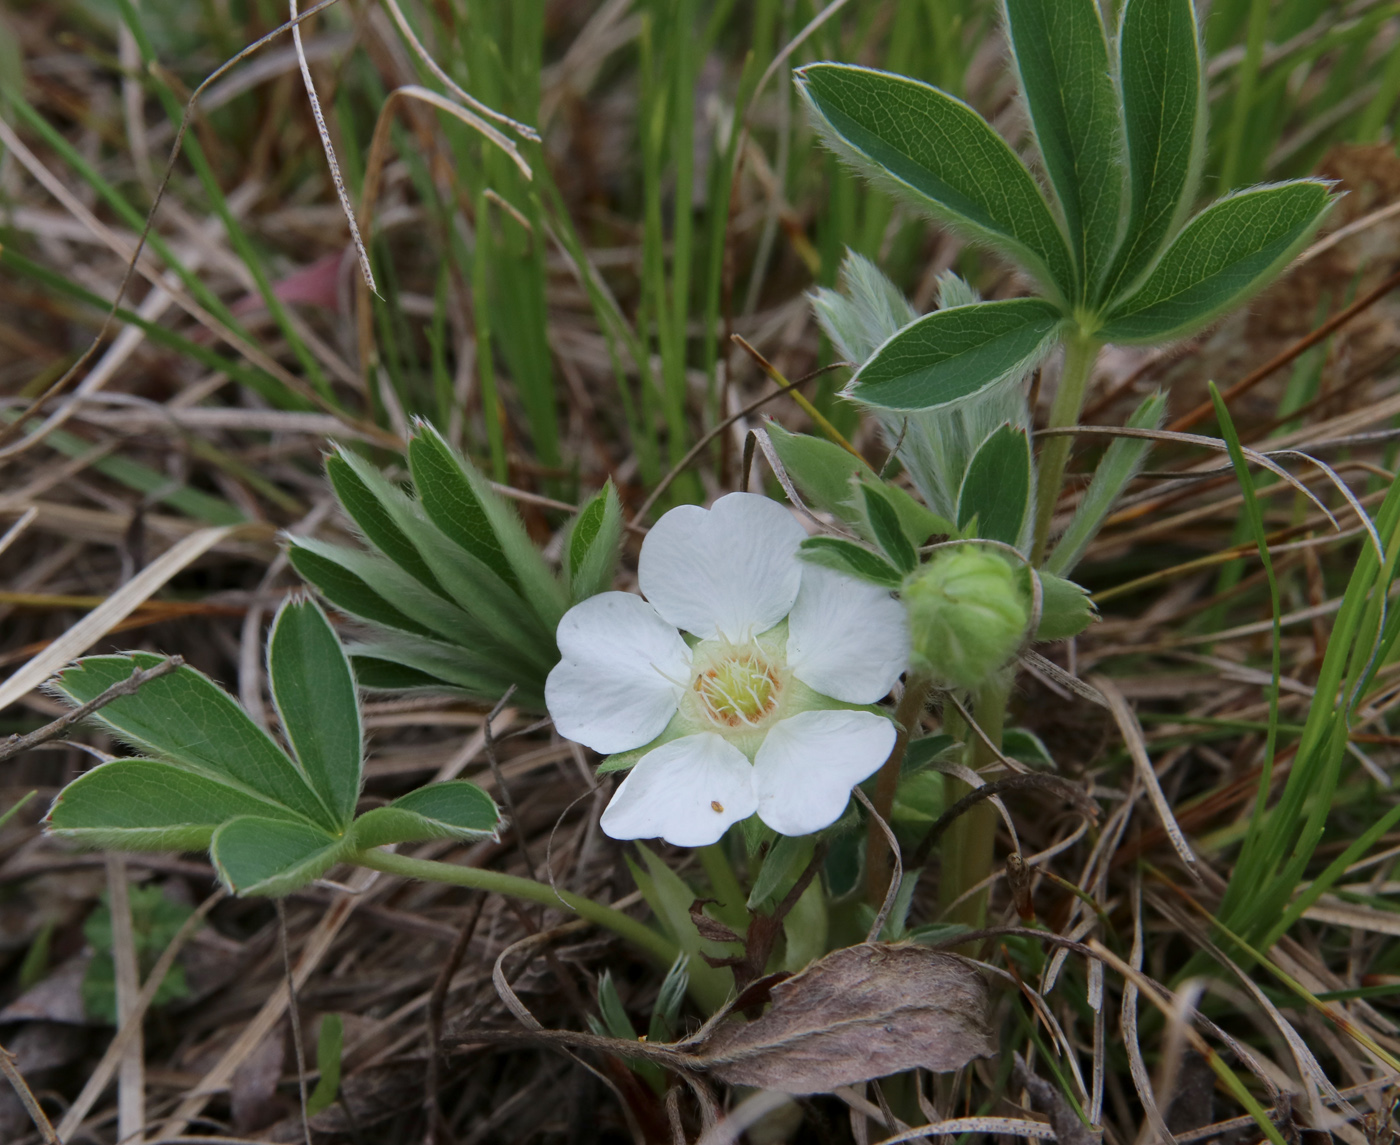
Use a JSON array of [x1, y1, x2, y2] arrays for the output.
[[909, 774, 1098, 869], [0, 655, 183, 764], [629, 359, 851, 526], [425, 894, 485, 1145], [0, 1042, 60, 1143], [1167, 264, 1400, 433]]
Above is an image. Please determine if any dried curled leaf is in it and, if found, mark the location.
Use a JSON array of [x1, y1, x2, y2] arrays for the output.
[[700, 943, 995, 1093]]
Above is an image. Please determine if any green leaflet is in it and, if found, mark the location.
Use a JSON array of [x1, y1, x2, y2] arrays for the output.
[[1098, 0, 1204, 304], [327, 449, 448, 598], [410, 423, 569, 629], [1004, 0, 1123, 295], [799, 537, 904, 589], [956, 424, 1032, 547], [764, 422, 954, 548], [848, 299, 1063, 412], [286, 540, 446, 639], [407, 428, 519, 591], [50, 655, 335, 829], [211, 817, 347, 897], [795, 64, 1075, 300], [349, 782, 502, 848], [1100, 181, 1334, 343], [46, 758, 308, 851], [860, 483, 917, 573], [764, 420, 872, 526], [267, 599, 363, 829], [566, 480, 624, 602], [348, 656, 446, 692], [347, 635, 546, 710]]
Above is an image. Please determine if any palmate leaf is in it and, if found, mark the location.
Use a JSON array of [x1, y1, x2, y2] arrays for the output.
[[847, 299, 1064, 412], [795, 64, 1075, 300], [49, 654, 335, 829], [1003, 0, 1123, 295], [1098, 0, 1205, 304], [45, 608, 502, 898], [267, 598, 362, 828], [1099, 181, 1335, 343]]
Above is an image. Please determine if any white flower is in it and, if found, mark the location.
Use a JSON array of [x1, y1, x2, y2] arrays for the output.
[[546, 492, 909, 847]]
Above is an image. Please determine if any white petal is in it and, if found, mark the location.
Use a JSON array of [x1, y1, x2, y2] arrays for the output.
[[601, 734, 758, 847], [753, 710, 896, 836], [787, 565, 910, 703], [545, 592, 691, 754], [639, 492, 807, 642]]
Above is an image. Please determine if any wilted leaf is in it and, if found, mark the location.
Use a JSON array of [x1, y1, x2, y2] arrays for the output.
[[701, 942, 995, 1093]]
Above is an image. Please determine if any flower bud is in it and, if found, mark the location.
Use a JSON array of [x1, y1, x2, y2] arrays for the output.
[[903, 547, 1028, 689]]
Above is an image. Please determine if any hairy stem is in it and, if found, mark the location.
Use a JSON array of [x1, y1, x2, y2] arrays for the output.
[[1032, 332, 1101, 564], [352, 849, 678, 967], [938, 677, 1009, 933], [865, 673, 933, 905]]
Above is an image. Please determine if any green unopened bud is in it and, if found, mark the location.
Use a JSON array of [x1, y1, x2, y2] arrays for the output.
[[903, 547, 1029, 689]]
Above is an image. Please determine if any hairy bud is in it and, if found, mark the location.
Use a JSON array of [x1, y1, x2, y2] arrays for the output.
[[903, 547, 1028, 690]]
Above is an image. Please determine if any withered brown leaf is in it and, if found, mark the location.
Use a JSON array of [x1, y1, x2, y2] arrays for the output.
[[699, 942, 995, 1094]]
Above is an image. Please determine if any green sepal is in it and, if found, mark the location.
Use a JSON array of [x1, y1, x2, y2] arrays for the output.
[[1034, 572, 1098, 641]]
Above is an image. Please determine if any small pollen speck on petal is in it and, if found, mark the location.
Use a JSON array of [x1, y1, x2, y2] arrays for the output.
[[711, 800, 724, 812]]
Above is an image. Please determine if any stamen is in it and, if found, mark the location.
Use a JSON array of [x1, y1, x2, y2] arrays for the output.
[[711, 800, 724, 812]]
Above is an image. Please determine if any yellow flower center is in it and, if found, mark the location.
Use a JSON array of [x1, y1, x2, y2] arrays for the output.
[[693, 648, 782, 728]]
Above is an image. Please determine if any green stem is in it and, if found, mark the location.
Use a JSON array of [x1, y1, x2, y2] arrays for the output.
[[1031, 333, 1101, 565], [352, 849, 679, 967], [865, 674, 934, 905], [938, 677, 1010, 932]]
